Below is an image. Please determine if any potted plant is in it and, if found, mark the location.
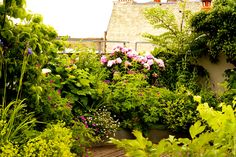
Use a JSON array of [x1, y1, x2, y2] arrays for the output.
[[201, 0, 212, 11]]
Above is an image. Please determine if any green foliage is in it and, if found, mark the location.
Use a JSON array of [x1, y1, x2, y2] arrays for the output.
[[0, 100, 36, 144], [157, 87, 199, 132], [0, 122, 94, 156], [143, 1, 210, 92], [106, 73, 150, 130], [47, 52, 110, 113], [220, 68, 236, 108], [36, 80, 73, 124], [0, 0, 64, 108], [143, 1, 193, 56], [110, 99, 236, 157], [110, 130, 155, 157], [0, 0, 27, 26], [190, 0, 236, 65], [22, 122, 76, 157], [107, 73, 148, 111], [0, 142, 19, 157], [107, 74, 201, 132], [224, 68, 236, 89], [70, 120, 100, 156]]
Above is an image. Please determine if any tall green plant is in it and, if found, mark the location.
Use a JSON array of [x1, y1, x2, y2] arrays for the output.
[[0, 0, 63, 105], [143, 1, 209, 91], [143, 0, 193, 56], [0, 99, 36, 144]]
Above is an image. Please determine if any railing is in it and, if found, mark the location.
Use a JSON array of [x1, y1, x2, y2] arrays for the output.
[[66, 38, 130, 53], [65, 38, 155, 53]]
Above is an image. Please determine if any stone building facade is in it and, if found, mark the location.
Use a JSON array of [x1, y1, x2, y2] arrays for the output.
[[106, 0, 202, 52], [106, 0, 235, 92]]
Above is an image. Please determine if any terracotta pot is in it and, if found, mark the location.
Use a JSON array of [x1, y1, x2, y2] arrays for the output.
[[201, 6, 211, 12]]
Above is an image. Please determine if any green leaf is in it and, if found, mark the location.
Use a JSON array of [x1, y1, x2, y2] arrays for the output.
[[80, 79, 90, 86], [189, 120, 206, 139]]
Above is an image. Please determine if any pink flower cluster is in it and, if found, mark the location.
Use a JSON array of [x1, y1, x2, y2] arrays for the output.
[[100, 46, 165, 70], [80, 115, 96, 128], [100, 55, 123, 67]]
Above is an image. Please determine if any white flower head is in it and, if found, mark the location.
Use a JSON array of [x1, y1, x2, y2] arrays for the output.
[[42, 68, 51, 74]]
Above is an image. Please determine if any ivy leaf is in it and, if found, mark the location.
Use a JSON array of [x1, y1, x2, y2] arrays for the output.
[[189, 121, 206, 139]]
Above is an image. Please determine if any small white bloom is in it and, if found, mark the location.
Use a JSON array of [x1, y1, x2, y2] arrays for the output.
[[42, 68, 51, 74]]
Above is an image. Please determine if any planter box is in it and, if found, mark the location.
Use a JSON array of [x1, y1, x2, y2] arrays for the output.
[[147, 129, 190, 143], [93, 128, 190, 146]]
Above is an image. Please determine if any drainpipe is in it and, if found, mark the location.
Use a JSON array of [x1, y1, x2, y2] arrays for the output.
[[104, 31, 107, 53]]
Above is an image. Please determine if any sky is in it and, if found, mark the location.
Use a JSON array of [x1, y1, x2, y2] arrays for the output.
[[26, 0, 114, 38], [26, 0, 154, 38]]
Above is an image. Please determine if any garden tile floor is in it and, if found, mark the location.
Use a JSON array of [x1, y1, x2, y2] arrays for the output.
[[91, 145, 125, 157]]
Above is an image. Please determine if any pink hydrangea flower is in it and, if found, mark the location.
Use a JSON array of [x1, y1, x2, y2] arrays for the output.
[[127, 51, 138, 59], [116, 57, 122, 64], [154, 58, 165, 68], [121, 47, 128, 54], [107, 60, 115, 67], [147, 59, 154, 66], [139, 56, 148, 64], [112, 45, 122, 52], [143, 63, 150, 70], [127, 51, 134, 58], [145, 53, 153, 59], [132, 56, 139, 61], [127, 48, 132, 52], [100, 55, 107, 64]]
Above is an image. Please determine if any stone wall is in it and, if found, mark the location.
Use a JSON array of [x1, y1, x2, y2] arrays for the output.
[[197, 54, 235, 93], [106, 0, 201, 52]]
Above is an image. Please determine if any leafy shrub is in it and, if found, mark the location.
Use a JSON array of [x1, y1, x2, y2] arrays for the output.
[[46, 53, 110, 114], [106, 73, 150, 130], [0, 142, 19, 157], [106, 74, 201, 133], [141, 87, 200, 133], [0, 13, 63, 105], [190, 0, 236, 65], [70, 121, 100, 156], [220, 68, 236, 108], [110, 98, 236, 157], [22, 122, 76, 157], [160, 87, 199, 132]]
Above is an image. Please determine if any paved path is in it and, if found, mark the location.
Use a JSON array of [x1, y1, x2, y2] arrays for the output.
[[91, 145, 125, 157]]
